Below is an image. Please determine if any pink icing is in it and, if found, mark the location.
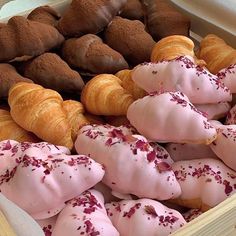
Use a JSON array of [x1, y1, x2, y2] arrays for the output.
[[173, 158, 236, 208], [132, 56, 232, 104], [217, 64, 236, 93], [194, 102, 231, 120], [0, 140, 105, 220], [105, 199, 186, 236], [127, 92, 217, 144], [52, 190, 119, 236], [36, 216, 58, 236], [75, 124, 181, 200], [226, 104, 236, 124], [210, 123, 236, 171], [165, 143, 218, 162]]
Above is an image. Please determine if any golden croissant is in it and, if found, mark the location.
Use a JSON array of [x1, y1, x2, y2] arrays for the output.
[[0, 210, 16, 236], [81, 74, 135, 116], [150, 35, 205, 66], [8, 82, 73, 149], [62, 100, 89, 141], [198, 34, 236, 74], [0, 109, 39, 143], [115, 69, 147, 100]]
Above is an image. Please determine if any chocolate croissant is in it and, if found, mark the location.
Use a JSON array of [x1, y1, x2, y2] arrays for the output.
[[150, 35, 205, 66], [21, 53, 84, 93], [62, 34, 129, 74], [0, 109, 39, 142], [57, 0, 127, 37], [0, 63, 32, 98], [8, 82, 73, 149], [105, 16, 155, 65], [81, 74, 135, 115], [0, 16, 64, 62], [198, 34, 236, 74], [145, 0, 190, 41], [27, 5, 60, 26], [120, 0, 144, 20]]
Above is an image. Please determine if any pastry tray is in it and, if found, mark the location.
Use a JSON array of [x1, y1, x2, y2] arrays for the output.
[[0, 0, 236, 235]]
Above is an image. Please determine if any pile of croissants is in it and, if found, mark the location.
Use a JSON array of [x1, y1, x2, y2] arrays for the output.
[[0, 0, 236, 235]]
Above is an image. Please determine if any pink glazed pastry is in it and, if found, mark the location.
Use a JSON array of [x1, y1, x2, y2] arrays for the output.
[[52, 189, 119, 236], [0, 140, 105, 219], [226, 104, 236, 124], [218, 64, 236, 93], [183, 209, 203, 222], [172, 158, 236, 211], [131, 56, 232, 104], [165, 143, 218, 162], [127, 92, 217, 144], [75, 124, 181, 200], [36, 215, 58, 236], [210, 123, 236, 171], [105, 199, 186, 236], [194, 102, 231, 120]]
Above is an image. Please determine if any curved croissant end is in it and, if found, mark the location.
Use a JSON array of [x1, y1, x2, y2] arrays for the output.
[[81, 74, 135, 116]]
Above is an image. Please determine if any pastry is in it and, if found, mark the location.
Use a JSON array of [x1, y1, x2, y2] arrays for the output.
[[172, 158, 236, 211], [21, 53, 85, 93], [217, 64, 236, 93], [198, 34, 236, 74], [105, 16, 155, 65], [75, 124, 181, 200], [165, 143, 218, 162], [226, 103, 236, 124], [150, 35, 204, 65], [52, 190, 119, 236], [145, 0, 190, 41], [115, 69, 147, 100], [194, 102, 231, 120], [36, 216, 57, 236], [0, 109, 39, 143], [131, 56, 232, 104], [183, 209, 203, 222], [0, 140, 105, 220], [120, 0, 144, 20], [0, 63, 32, 98], [62, 100, 89, 141], [57, 0, 127, 37], [27, 6, 60, 26], [127, 92, 217, 144], [8, 82, 73, 149], [0, 210, 17, 236], [61, 34, 129, 74], [0, 16, 64, 62], [210, 123, 236, 171], [106, 199, 186, 236], [81, 74, 135, 116]]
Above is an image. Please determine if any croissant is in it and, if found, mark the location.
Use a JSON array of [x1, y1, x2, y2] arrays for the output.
[[0, 63, 32, 98], [0, 109, 39, 143], [81, 74, 135, 115], [145, 0, 190, 41], [8, 82, 73, 149], [150, 35, 205, 65], [105, 16, 155, 65], [115, 69, 147, 100], [61, 34, 129, 74], [198, 34, 236, 74], [62, 100, 89, 141], [57, 0, 127, 37], [0, 16, 64, 62], [27, 6, 60, 26], [21, 53, 85, 93]]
